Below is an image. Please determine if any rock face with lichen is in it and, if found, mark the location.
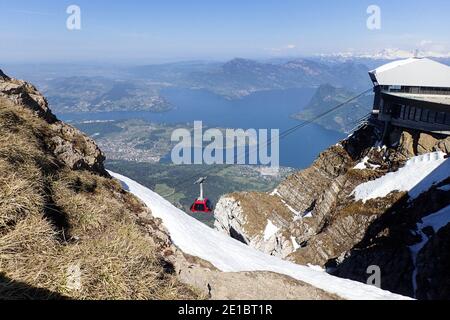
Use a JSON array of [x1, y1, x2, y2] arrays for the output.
[[0, 70, 106, 174], [214, 122, 450, 299]]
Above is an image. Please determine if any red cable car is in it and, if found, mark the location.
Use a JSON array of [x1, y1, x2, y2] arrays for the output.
[[190, 177, 214, 213]]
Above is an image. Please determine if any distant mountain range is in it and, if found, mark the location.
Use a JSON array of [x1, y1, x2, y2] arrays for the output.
[[131, 58, 372, 98], [8, 54, 447, 117]]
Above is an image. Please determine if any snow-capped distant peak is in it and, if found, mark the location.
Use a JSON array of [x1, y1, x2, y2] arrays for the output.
[[319, 48, 450, 60]]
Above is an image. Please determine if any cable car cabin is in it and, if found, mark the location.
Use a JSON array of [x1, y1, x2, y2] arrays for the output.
[[190, 177, 214, 213], [190, 198, 213, 213]]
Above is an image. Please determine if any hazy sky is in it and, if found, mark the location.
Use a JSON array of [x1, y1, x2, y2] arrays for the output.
[[1, 0, 449, 63]]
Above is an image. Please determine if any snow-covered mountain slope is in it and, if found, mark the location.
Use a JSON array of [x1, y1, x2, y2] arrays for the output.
[[353, 152, 449, 203], [109, 171, 411, 300]]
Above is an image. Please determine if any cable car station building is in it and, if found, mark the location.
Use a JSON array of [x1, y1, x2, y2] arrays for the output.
[[369, 58, 450, 135]]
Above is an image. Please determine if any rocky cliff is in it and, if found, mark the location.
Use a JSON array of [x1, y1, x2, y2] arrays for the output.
[[214, 122, 450, 299]]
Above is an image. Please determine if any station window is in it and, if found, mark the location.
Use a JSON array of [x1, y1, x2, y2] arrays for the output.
[[404, 106, 410, 119], [409, 107, 416, 120], [421, 109, 430, 122], [436, 112, 446, 124], [389, 85, 402, 92], [415, 108, 422, 122], [445, 113, 450, 126], [428, 111, 436, 123], [391, 104, 402, 118], [400, 105, 406, 119]]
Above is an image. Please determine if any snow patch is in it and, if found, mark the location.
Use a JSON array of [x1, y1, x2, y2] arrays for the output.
[[294, 210, 313, 221], [418, 205, 450, 233], [263, 220, 279, 241], [284, 202, 300, 216], [291, 236, 301, 251], [354, 156, 370, 170], [353, 156, 381, 170], [270, 188, 280, 196], [353, 152, 449, 203], [109, 171, 411, 300], [303, 211, 313, 218], [280, 198, 302, 219], [270, 190, 304, 220], [308, 264, 326, 272]]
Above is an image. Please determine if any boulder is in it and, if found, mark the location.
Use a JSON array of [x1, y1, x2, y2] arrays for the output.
[[417, 132, 438, 154], [437, 137, 450, 154]]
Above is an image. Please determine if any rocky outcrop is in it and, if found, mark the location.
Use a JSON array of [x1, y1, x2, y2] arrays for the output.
[[168, 249, 339, 300], [214, 194, 295, 258], [387, 127, 450, 161], [0, 70, 106, 175], [0, 71, 56, 123], [214, 122, 450, 299], [47, 123, 106, 173]]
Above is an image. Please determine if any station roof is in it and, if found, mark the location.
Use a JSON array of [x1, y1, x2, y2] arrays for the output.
[[370, 58, 450, 88]]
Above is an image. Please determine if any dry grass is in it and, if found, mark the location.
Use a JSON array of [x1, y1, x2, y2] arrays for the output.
[[0, 161, 45, 229], [337, 191, 406, 219], [0, 101, 198, 300], [0, 108, 48, 232], [346, 168, 385, 181], [60, 221, 192, 300]]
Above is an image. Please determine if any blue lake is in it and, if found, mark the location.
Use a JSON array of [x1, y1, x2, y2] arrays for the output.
[[59, 87, 345, 168]]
